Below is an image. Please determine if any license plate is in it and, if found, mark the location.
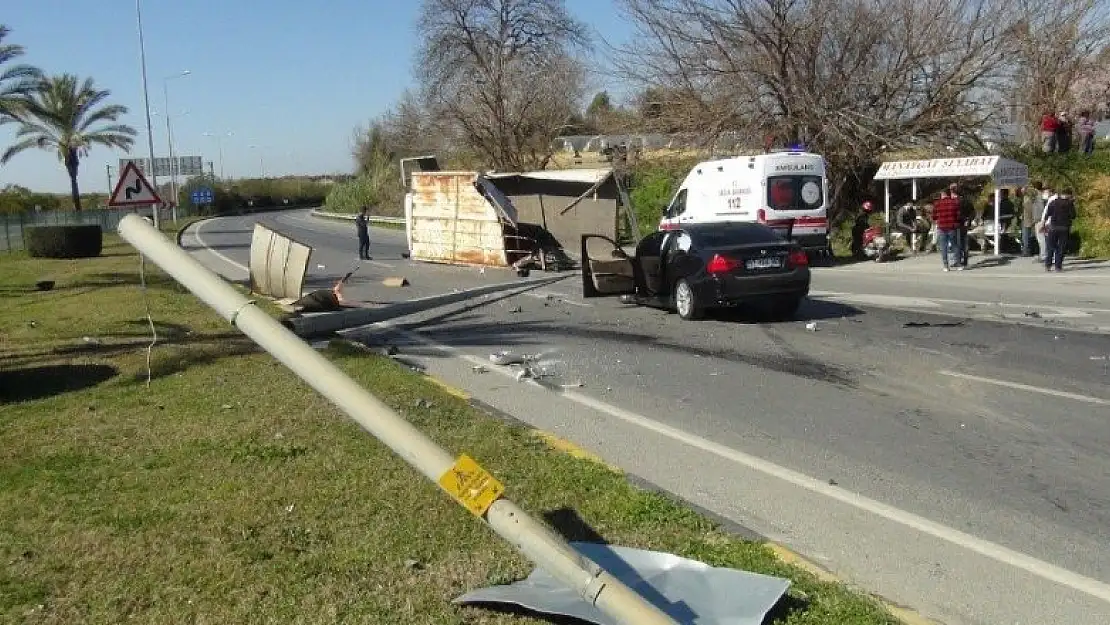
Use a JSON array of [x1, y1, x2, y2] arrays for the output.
[[745, 257, 782, 270]]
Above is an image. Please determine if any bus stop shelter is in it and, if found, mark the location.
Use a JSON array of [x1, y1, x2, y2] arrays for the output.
[[872, 156, 1030, 256]]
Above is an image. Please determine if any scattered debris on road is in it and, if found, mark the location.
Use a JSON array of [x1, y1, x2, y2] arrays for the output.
[[382, 276, 409, 287], [805, 322, 818, 331], [1024, 311, 1042, 318], [490, 351, 525, 366], [903, 320, 966, 328]]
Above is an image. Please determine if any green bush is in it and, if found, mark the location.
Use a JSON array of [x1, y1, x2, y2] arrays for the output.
[[324, 158, 403, 216], [25, 225, 103, 259], [627, 156, 699, 236]]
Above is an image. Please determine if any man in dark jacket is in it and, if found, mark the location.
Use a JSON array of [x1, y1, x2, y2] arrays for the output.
[[356, 205, 371, 260], [1043, 189, 1077, 272], [933, 190, 962, 271]]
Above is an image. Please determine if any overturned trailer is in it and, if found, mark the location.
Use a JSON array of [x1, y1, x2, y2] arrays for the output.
[[402, 160, 633, 269]]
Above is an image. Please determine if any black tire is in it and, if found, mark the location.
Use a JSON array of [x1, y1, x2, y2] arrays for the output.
[[673, 278, 703, 320]]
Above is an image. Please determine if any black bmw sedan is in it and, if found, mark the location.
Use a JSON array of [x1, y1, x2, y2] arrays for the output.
[[580, 222, 811, 320]]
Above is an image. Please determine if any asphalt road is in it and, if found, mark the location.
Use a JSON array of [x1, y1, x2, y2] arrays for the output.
[[181, 209, 1110, 625]]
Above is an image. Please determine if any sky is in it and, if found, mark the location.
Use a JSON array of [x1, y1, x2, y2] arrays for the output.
[[0, 0, 636, 194]]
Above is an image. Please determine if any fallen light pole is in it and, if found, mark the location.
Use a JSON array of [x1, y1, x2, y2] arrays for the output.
[[116, 214, 679, 625]]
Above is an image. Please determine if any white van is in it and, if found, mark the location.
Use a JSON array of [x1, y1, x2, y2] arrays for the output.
[[658, 151, 831, 257]]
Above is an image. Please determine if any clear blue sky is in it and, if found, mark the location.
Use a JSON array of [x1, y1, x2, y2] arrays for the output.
[[0, 0, 634, 194]]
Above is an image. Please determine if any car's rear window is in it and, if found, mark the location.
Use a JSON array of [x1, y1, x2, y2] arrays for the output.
[[687, 224, 783, 247]]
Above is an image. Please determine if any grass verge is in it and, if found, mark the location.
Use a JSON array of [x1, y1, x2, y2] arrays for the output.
[[0, 233, 901, 625]]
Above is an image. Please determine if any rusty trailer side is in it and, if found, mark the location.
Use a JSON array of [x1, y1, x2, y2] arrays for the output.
[[409, 172, 510, 267]]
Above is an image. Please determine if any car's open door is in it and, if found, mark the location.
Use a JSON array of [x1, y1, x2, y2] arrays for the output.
[[581, 234, 636, 298]]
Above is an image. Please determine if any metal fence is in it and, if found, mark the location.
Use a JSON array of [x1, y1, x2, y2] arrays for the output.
[[1, 206, 201, 253]]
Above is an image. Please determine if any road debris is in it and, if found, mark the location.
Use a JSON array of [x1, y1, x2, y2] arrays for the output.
[[471, 365, 489, 373], [805, 322, 818, 331], [490, 351, 525, 366], [903, 321, 966, 328], [1023, 311, 1042, 318], [509, 306, 523, 314]]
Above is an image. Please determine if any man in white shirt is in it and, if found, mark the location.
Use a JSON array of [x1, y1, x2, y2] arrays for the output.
[[1036, 186, 1056, 261]]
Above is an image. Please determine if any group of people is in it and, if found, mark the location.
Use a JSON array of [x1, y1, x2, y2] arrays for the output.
[[930, 182, 1078, 272], [1041, 110, 1098, 155]]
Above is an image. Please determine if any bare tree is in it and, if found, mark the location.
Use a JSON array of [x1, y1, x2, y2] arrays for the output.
[[1007, 0, 1110, 133], [609, 0, 1027, 215], [415, 0, 591, 171]]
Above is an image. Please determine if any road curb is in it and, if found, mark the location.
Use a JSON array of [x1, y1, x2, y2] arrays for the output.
[[285, 275, 569, 338], [175, 217, 211, 247], [311, 208, 405, 228]]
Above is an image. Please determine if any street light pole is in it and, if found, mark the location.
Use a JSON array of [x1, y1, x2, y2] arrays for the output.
[[163, 70, 190, 224], [135, 0, 160, 229], [249, 144, 264, 178], [204, 131, 231, 179]]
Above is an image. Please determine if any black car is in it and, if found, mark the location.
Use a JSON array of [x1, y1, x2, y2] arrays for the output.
[[581, 222, 811, 320]]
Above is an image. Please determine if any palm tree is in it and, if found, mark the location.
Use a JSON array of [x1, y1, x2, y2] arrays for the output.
[[0, 24, 43, 124], [1, 74, 137, 210]]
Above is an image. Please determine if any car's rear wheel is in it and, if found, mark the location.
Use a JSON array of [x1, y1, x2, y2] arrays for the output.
[[673, 279, 703, 320]]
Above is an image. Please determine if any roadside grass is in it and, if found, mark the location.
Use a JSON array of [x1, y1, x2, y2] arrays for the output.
[[1, 233, 900, 625]]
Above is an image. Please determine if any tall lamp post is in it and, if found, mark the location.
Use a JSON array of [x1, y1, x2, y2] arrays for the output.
[[204, 131, 232, 179], [248, 144, 265, 178], [135, 0, 160, 228], [163, 70, 190, 223]]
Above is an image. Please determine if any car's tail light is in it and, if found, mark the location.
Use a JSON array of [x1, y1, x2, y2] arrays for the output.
[[756, 208, 767, 223], [707, 253, 741, 274], [787, 249, 809, 268]]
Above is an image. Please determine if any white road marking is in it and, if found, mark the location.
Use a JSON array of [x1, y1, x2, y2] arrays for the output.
[[192, 218, 249, 273], [819, 266, 1110, 279], [370, 319, 1110, 605], [367, 260, 394, 269], [938, 370, 1110, 406], [811, 290, 1110, 315]]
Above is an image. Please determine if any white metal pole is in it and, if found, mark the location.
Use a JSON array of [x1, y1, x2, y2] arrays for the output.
[[135, 0, 160, 229], [884, 180, 890, 224], [994, 187, 1002, 257], [115, 213, 679, 625], [164, 89, 178, 223]]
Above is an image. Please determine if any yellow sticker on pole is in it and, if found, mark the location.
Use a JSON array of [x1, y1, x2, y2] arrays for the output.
[[438, 454, 505, 517]]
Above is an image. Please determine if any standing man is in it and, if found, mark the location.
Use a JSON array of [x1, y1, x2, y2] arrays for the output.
[[933, 189, 962, 272], [1021, 182, 1044, 258], [356, 205, 372, 261], [950, 183, 973, 268], [1043, 189, 1077, 272]]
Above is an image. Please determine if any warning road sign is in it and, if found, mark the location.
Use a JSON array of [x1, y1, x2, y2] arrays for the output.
[[109, 161, 162, 207]]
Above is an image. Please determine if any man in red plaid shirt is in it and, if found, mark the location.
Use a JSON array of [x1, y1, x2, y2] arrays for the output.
[[932, 189, 963, 272]]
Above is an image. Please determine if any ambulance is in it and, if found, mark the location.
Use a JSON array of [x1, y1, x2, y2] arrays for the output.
[[657, 150, 831, 258]]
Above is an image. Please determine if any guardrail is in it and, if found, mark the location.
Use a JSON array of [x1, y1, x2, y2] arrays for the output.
[[311, 208, 404, 224]]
